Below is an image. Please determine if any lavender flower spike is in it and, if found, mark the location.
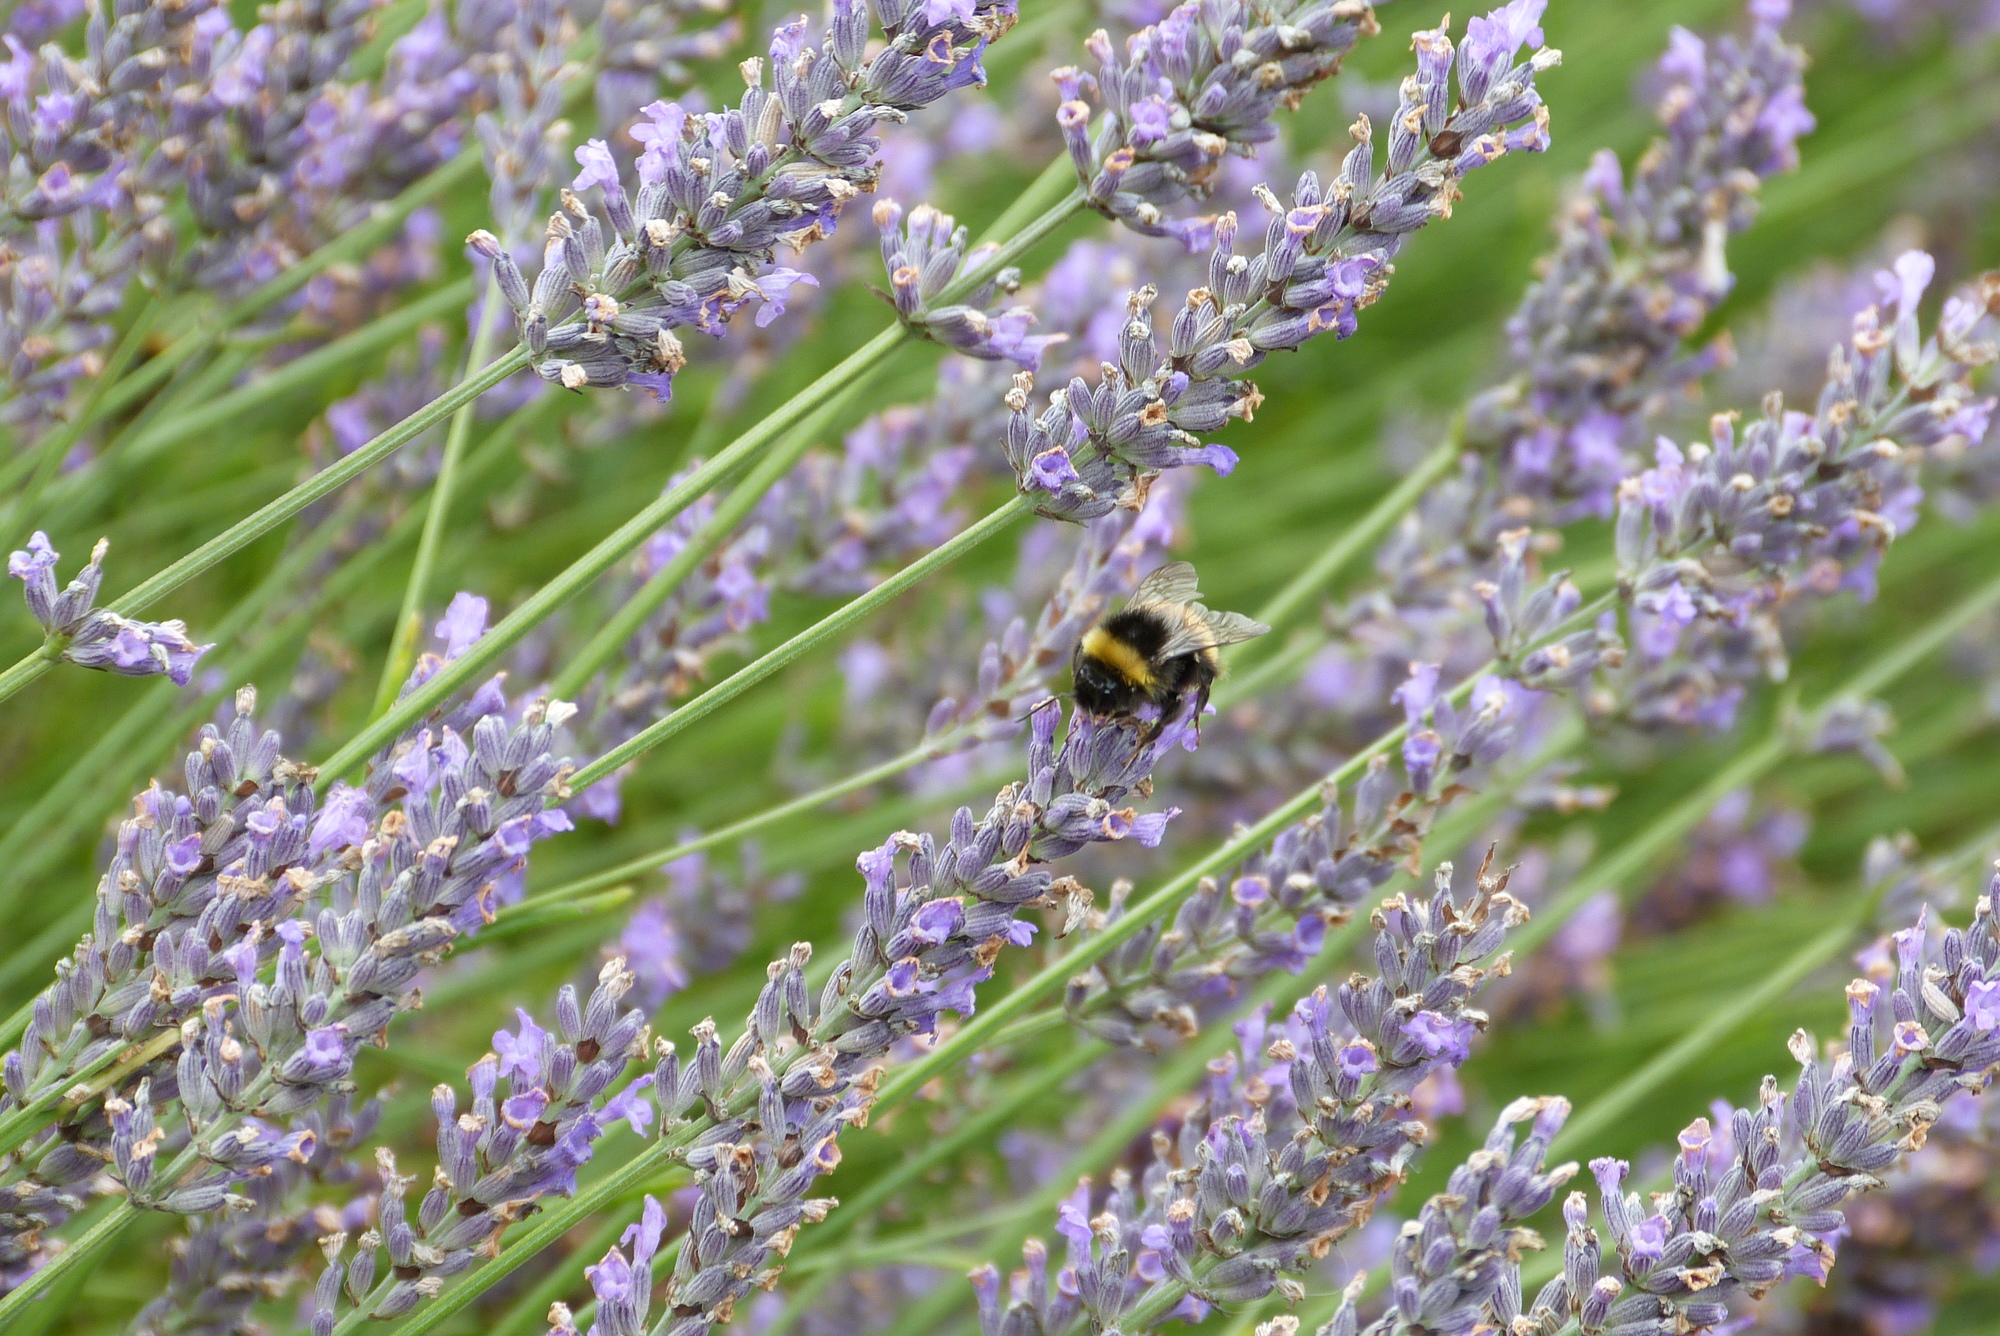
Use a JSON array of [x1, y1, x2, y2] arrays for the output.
[[309, 960, 656, 1328], [481, 0, 1019, 398], [875, 198, 1064, 369], [1006, 8, 1559, 520], [1053, 0, 1387, 244], [1469, 0, 1814, 517], [1316, 1096, 1576, 1336], [984, 860, 1529, 1336], [8, 533, 212, 685]]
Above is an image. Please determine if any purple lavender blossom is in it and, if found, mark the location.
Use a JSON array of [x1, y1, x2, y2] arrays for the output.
[[1051, 0, 1391, 243], [984, 864, 1530, 1335], [1469, 2, 1813, 518], [308, 961, 656, 1326], [1008, 9, 1559, 520], [7, 533, 212, 685], [875, 198, 1062, 368], [477, 0, 1020, 397]]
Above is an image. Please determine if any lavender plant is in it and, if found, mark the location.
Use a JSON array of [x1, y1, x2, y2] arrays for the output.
[[2, 1, 1999, 1333], [1317, 887, 2000, 1336]]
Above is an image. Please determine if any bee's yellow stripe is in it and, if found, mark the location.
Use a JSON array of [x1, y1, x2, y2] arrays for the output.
[[1081, 627, 1154, 688]]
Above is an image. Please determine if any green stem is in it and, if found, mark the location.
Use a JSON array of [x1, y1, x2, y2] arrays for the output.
[[0, 344, 529, 709], [548, 372, 878, 700], [520, 743, 947, 905], [0, 1028, 183, 1163], [371, 275, 506, 713], [478, 887, 633, 942], [569, 499, 1031, 789], [1, 294, 162, 546], [0, 642, 64, 705], [118, 278, 476, 470], [1545, 817, 2000, 1162], [0, 1194, 138, 1323], [1242, 429, 1462, 647], [1509, 735, 1791, 958], [69, 344, 520, 628], [311, 320, 910, 782]]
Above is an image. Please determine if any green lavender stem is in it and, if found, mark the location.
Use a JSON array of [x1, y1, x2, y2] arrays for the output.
[[1239, 428, 1462, 651], [372, 274, 507, 712], [570, 498, 1031, 789], [0, 345, 528, 707], [0, 295, 161, 546], [548, 373, 880, 700]]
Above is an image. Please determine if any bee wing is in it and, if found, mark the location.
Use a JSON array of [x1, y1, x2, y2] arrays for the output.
[[1156, 606, 1271, 658], [1127, 561, 1202, 609]]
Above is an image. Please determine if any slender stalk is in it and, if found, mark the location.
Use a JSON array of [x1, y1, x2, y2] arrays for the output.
[[570, 498, 1032, 789], [0, 346, 529, 708], [119, 278, 477, 470], [477, 886, 633, 942], [0, 1027, 182, 1166], [1509, 735, 1791, 958], [313, 321, 911, 780], [518, 743, 948, 904], [548, 372, 879, 700], [0, 295, 162, 545], [1240, 428, 1462, 648], [371, 275, 505, 712]]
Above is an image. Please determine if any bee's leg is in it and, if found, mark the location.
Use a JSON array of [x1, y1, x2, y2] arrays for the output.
[[1190, 683, 1213, 741], [1135, 713, 1167, 750]]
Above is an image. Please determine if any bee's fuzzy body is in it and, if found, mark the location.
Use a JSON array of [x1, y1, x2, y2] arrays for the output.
[[1073, 608, 1223, 722], [1069, 562, 1269, 737]]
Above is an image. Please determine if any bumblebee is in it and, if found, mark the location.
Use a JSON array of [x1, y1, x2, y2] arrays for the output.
[[1072, 562, 1269, 736]]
